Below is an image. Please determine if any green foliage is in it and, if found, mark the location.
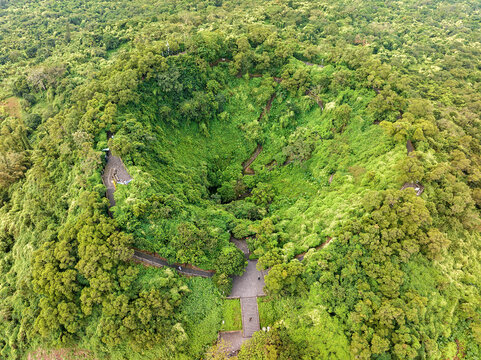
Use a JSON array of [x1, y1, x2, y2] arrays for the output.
[[217, 181, 236, 203], [1, 0, 481, 358], [214, 246, 247, 276], [282, 126, 317, 162], [180, 278, 222, 358], [304, 190, 480, 359], [251, 183, 275, 207], [237, 319, 349, 360], [264, 260, 306, 297], [212, 273, 233, 296], [220, 299, 242, 331], [0, 117, 30, 189], [30, 191, 191, 357], [172, 222, 215, 265]]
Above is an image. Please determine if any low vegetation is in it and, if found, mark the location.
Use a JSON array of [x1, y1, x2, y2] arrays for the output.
[[1, 0, 480, 359], [220, 299, 242, 332]]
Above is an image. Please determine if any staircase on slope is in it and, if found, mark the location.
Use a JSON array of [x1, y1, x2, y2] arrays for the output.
[[241, 297, 260, 338]]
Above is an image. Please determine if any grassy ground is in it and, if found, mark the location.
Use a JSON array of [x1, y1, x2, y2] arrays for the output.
[[254, 89, 404, 254], [257, 297, 277, 329], [0, 96, 21, 118], [220, 299, 242, 331]]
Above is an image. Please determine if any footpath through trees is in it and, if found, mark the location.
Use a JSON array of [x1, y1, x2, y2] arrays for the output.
[[131, 249, 215, 277], [242, 93, 276, 175], [295, 236, 332, 261], [101, 133, 132, 207]]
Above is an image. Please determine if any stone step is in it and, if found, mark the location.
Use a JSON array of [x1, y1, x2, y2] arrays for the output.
[[241, 297, 260, 338]]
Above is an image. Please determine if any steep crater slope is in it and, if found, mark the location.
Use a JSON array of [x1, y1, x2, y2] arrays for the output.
[[1, 9, 480, 357], [104, 51, 400, 272]]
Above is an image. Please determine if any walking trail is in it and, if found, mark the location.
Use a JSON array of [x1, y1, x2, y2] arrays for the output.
[[219, 237, 266, 354], [101, 135, 215, 277], [101, 133, 132, 207], [102, 151, 132, 207], [242, 93, 276, 175], [101, 60, 332, 354], [401, 140, 424, 196], [219, 235, 332, 354], [294, 236, 332, 261], [131, 249, 214, 277]]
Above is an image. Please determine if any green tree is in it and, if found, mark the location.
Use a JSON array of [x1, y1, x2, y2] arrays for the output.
[[264, 260, 306, 297], [214, 246, 247, 276]]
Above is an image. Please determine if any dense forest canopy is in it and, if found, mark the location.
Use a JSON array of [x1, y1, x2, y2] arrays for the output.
[[1, 0, 481, 359]]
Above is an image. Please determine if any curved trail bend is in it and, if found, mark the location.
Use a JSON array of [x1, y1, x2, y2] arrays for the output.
[[242, 144, 263, 175], [102, 136, 214, 277], [295, 237, 332, 261], [241, 93, 276, 175], [102, 152, 132, 207]]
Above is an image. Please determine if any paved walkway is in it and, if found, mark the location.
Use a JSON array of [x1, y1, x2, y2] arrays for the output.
[[218, 331, 244, 354], [220, 238, 265, 354], [220, 236, 335, 353], [228, 260, 266, 298], [102, 150, 132, 207], [132, 250, 214, 278], [241, 297, 260, 337], [230, 237, 249, 257], [220, 89, 277, 353]]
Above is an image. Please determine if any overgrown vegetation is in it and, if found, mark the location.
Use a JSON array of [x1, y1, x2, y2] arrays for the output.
[[1, 0, 481, 359]]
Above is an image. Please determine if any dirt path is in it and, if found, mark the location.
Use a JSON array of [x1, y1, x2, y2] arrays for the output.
[[210, 58, 231, 66], [271, 77, 324, 110], [262, 93, 276, 117], [242, 144, 263, 175], [238, 74, 326, 176], [406, 139, 414, 154], [454, 339, 466, 359], [241, 93, 277, 175], [295, 237, 332, 261], [305, 89, 324, 109]]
